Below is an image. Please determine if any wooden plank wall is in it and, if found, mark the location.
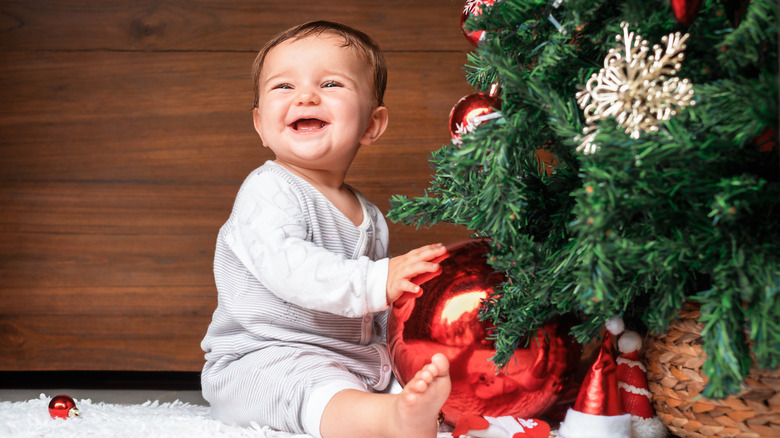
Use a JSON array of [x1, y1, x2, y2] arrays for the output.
[[0, 0, 474, 371]]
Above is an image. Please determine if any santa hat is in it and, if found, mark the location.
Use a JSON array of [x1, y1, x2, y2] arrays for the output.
[[557, 330, 631, 438], [616, 330, 667, 438]]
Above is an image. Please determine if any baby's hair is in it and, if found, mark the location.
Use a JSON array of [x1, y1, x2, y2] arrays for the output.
[[252, 20, 387, 109]]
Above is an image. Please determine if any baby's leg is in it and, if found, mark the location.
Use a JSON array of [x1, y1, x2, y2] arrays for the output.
[[320, 353, 451, 438]]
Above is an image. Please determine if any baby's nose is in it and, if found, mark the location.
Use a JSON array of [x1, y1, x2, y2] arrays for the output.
[[296, 88, 320, 105]]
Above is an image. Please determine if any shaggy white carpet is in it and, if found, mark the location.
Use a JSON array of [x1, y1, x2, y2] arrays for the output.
[[0, 394, 459, 438], [0, 394, 311, 438]]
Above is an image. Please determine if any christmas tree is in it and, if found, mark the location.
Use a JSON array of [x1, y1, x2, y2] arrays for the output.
[[389, 0, 778, 399]]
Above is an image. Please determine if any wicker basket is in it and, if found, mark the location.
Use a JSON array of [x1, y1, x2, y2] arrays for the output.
[[644, 302, 780, 438]]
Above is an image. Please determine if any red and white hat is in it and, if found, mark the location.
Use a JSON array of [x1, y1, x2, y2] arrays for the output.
[[616, 330, 667, 438], [557, 331, 631, 438]]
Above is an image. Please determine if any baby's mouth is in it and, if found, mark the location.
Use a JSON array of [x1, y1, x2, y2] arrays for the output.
[[292, 118, 327, 132]]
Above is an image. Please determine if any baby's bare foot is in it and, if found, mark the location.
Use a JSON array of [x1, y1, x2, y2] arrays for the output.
[[390, 353, 451, 438]]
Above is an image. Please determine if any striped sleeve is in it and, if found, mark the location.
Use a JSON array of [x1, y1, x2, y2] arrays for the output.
[[222, 170, 389, 317]]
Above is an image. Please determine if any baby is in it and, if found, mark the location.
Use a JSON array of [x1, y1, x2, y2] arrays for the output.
[[200, 21, 451, 438]]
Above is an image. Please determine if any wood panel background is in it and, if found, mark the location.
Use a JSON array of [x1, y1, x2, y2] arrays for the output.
[[0, 0, 474, 371]]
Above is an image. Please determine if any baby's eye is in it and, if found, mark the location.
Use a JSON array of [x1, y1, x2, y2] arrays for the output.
[[322, 81, 343, 88], [273, 83, 293, 90]]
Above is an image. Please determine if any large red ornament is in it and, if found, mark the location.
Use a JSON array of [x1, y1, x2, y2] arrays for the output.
[[388, 240, 579, 426], [449, 88, 501, 140], [670, 0, 703, 26], [461, 0, 496, 46], [48, 394, 80, 419]]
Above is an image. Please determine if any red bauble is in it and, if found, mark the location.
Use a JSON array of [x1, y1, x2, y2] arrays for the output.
[[449, 92, 501, 139], [754, 127, 778, 153], [388, 240, 579, 426], [535, 148, 560, 176], [461, 0, 495, 46], [48, 394, 80, 419], [671, 0, 703, 26]]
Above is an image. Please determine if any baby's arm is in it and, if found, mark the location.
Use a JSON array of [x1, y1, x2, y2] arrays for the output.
[[386, 243, 447, 304], [225, 171, 394, 317]]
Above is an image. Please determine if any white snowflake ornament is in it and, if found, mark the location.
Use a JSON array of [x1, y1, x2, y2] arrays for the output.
[[575, 22, 695, 154]]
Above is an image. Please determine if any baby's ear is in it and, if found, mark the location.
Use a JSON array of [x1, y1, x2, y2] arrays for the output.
[[252, 108, 265, 143], [359, 106, 389, 146]]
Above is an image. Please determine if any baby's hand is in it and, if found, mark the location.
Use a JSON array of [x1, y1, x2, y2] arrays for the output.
[[386, 243, 447, 305]]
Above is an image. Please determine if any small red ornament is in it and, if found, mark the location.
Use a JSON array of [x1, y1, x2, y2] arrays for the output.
[[388, 240, 579, 426], [754, 127, 778, 153], [670, 0, 703, 26], [461, 0, 496, 47], [48, 394, 80, 419], [449, 84, 501, 139], [535, 148, 560, 176]]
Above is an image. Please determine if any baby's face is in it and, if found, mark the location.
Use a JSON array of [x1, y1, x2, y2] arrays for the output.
[[253, 34, 378, 175]]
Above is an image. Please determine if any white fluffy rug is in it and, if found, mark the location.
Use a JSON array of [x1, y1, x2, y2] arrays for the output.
[[0, 394, 459, 438], [0, 394, 311, 438]]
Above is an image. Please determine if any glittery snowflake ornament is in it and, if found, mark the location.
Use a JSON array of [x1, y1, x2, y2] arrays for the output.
[[575, 22, 695, 154]]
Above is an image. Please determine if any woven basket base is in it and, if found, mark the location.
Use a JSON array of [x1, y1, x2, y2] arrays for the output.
[[644, 303, 780, 438]]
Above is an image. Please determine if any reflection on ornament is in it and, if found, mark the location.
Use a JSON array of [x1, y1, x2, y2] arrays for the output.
[[48, 394, 80, 419], [575, 22, 695, 154], [461, 0, 495, 47], [388, 240, 579, 426], [449, 84, 502, 140]]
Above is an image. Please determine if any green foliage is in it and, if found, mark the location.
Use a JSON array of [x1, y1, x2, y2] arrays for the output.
[[388, 0, 779, 398]]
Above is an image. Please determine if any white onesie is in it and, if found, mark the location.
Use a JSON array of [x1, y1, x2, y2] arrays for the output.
[[201, 161, 394, 437]]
